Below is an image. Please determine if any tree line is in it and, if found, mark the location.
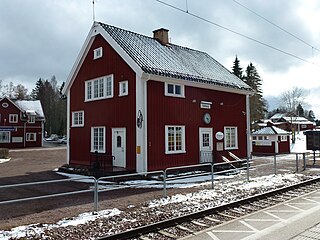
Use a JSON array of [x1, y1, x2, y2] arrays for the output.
[[231, 56, 319, 127], [0, 77, 67, 136]]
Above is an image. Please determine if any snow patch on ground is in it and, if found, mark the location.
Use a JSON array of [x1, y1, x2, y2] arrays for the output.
[[0, 209, 121, 240], [0, 158, 10, 164]]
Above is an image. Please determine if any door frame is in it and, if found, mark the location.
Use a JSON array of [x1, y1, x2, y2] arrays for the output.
[[199, 127, 213, 163], [112, 128, 126, 168]]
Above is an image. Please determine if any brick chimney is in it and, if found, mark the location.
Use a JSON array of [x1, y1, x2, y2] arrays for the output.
[[153, 28, 169, 45]]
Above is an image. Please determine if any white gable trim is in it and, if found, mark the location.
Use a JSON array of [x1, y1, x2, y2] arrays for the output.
[[63, 22, 143, 94], [141, 73, 253, 96]]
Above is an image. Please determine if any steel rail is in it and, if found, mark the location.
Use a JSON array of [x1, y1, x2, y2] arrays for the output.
[[98, 176, 320, 240]]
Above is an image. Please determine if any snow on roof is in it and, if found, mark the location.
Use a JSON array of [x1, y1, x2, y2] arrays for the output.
[[252, 126, 289, 135], [98, 22, 252, 92], [15, 100, 45, 119]]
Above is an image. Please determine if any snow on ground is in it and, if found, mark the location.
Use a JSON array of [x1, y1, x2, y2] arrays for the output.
[[0, 173, 313, 240], [0, 158, 10, 164], [0, 209, 121, 240], [291, 131, 308, 153]]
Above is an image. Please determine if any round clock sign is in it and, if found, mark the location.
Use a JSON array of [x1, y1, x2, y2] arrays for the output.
[[203, 112, 211, 124]]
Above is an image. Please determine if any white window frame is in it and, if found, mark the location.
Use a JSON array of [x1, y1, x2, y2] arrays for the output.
[[165, 125, 186, 154], [85, 75, 114, 101], [164, 83, 185, 98], [0, 131, 10, 143], [280, 135, 287, 142], [28, 116, 35, 123], [91, 126, 106, 153], [26, 133, 37, 142], [119, 81, 129, 96], [93, 47, 103, 59], [224, 126, 238, 150], [9, 114, 18, 123], [72, 111, 84, 127]]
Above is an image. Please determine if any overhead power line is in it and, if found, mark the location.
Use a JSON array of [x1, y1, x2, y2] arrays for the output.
[[154, 0, 320, 67], [231, 0, 320, 53]]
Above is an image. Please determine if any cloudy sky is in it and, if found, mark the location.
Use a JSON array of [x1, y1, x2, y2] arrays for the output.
[[1, 0, 320, 117]]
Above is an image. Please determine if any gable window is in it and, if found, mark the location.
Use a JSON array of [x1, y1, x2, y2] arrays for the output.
[[0, 132, 10, 143], [85, 75, 113, 101], [28, 116, 35, 123], [9, 114, 18, 123], [165, 83, 185, 98], [224, 126, 238, 150], [165, 125, 186, 154], [119, 81, 128, 96], [93, 47, 103, 59], [26, 133, 36, 142], [91, 126, 105, 153], [72, 111, 84, 127]]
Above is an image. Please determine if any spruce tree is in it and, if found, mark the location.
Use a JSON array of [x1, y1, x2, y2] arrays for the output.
[[232, 56, 243, 79], [244, 62, 267, 125]]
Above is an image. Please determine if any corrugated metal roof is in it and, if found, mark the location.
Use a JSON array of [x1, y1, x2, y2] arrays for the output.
[[252, 126, 289, 135], [15, 100, 45, 119], [98, 22, 252, 92]]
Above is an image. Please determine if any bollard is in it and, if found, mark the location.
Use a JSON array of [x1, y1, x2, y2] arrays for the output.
[[274, 154, 277, 175], [163, 170, 167, 198], [93, 178, 99, 214], [246, 157, 250, 182], [211, 163, 214, 189]]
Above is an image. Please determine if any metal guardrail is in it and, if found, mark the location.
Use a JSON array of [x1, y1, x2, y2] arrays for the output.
[[0, 152, 313, 214]]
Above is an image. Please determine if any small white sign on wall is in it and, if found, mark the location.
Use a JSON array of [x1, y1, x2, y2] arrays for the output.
[[12, 137, 23, 143], [215, 131, 224, 140]]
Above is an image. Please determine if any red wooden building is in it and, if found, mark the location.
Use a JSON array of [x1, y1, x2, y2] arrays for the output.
[[0, 97, 45, 148], [63, 22, 253, 172], [251, 125, 290, 155]]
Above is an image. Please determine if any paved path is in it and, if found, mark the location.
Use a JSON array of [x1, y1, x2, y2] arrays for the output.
[[183, 189, 320, 240]]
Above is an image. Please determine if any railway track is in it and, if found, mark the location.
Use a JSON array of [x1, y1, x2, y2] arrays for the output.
[[99, 177, 320, 240]]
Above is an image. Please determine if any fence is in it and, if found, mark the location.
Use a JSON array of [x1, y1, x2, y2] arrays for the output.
[[0, 152, 317, 215]]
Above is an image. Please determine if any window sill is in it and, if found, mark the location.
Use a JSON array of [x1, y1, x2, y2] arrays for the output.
[[165, 150, 186, 155]]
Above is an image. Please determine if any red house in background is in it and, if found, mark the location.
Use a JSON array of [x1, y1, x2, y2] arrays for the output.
[[63, 22, 253, 173], [0, 97, 45, 148], [251, 125, 290, 155]]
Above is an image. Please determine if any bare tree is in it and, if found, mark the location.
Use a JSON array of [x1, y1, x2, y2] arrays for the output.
[[280, 87, 307, 113], [280, 87, 308, 143]]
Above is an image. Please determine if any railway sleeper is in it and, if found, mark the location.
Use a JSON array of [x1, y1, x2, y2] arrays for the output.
[[217, 212, 238, 219], [204, 216, 221, 222], [176, 224, 195, 234], [191, 220, 208, 227], [158, 229, 178, 239]]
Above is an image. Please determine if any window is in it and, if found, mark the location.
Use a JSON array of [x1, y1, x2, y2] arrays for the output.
[[281, 135, 287, 141], [28, 116, 35, 123], [224, 127, 238, 150], [91, 127, 105, 153], [9, 114, 18, 123], [85, 75, 113, 101], [165, 83, 185, 97], [165, 125, 186, 154], [0, 132, 10, 143], [119, 81, 128, 96], [93, 47, 103, 59], [26, 133, 36, 142], [72, 111, 84, 127]]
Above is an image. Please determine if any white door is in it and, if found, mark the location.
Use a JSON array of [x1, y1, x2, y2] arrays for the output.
[[199, 128, 213, 163], [112, 128, 126, 168]]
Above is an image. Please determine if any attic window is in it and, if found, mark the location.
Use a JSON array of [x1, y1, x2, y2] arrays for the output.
[[93, 47, 103, 59], [165, 83, 185, 98]]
